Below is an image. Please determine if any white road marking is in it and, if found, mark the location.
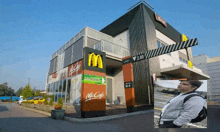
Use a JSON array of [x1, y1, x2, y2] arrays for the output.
[[154, 115, 207, 128]]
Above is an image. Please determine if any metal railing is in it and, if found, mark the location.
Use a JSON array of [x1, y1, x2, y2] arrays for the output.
[[89, 40, 130, 58]]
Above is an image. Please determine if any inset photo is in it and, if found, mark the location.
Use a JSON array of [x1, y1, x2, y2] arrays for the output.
[[154, 80, 207, 129]]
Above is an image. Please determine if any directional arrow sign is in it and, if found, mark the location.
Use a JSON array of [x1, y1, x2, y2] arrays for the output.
[[123, 38, 198, 64], [132, 56, 136, 61]]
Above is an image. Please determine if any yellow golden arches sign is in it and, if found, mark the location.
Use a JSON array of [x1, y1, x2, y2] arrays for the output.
[[182, 34, 188, 41], [88, 53, 103, 69]]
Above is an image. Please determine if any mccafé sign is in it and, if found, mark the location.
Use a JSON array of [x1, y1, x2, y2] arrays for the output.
[[85, 92, 104, 102], [68, 60, 82, 77], [155, 13, 167, 27], [88, 53, 103, 69]]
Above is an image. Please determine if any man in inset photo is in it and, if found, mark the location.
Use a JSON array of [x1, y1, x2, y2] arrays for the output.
[[155, 80, 207, 128]]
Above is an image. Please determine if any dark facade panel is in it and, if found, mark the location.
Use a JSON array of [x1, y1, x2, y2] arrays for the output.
[[49, 59, 54, 74], [65, 45, 73, 59], [73, 37, 84, 52], [64, 37, 84, 68], [143, 5, 160, 103], [49, 56, 58, 75], [64, 55, 71, 68], [64, 45, 72, 68], [72, 49, 83, 63], [100, 3, 182, 42], [129, 5, 151, 104], [53, 57, 58, 73], [100, 4, 140, 37], [143, 5, 181, 42]]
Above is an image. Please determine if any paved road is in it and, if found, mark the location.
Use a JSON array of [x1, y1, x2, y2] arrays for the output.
[[1, 102, 220, 132], [0, 102, 154, 132]]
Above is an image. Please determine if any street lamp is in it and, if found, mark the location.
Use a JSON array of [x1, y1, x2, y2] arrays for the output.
[[28, 78, 30, 85]]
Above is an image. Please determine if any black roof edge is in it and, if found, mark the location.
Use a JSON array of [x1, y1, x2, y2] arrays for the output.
[[100, 4, 141, 37], [100, 3, 182, 42]]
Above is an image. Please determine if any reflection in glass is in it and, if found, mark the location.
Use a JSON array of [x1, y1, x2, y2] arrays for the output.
[[58, 80, 62, 100], [62, 79, 66, 103], [47, 84, 50, 93], [66, 79, 71, 103], [54, 82, 58, 102]]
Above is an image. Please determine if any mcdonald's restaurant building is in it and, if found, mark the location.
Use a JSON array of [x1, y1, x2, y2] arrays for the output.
[[45, 3, 209, 111]]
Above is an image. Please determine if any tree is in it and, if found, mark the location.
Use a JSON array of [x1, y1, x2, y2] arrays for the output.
[[21, 84, 33, 99], [42, 94, 48, 99], [15, 87, 24, 97], [34, 91, 40, 96], [0, 82, 15, 96]]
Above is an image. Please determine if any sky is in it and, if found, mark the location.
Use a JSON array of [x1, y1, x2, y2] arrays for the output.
[[155, 80, 207, 92], [0, 0, 220, 92]]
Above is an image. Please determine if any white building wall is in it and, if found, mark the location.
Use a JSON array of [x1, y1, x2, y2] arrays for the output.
[[113, 30, 130, 49], [155, 30, 187, 69], [113, 67, 125, 105], [194, 55, 220, 100], [86, 27, 113, 42]]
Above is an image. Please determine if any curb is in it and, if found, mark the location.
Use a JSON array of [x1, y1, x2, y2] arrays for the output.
[[65, 109, 154, 123], [19, 105, 154, 123]]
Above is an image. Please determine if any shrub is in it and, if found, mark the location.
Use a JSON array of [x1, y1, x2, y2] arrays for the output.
[[9, 96, 13, 102], [49, 99, 54, 106], [58, 98, 63, 107], [54, 98, 63, 109], [43, 94, 48, 99], [44, 98, 48, 105], [49, 95, 54, 99], [54, 104, 62, 109]]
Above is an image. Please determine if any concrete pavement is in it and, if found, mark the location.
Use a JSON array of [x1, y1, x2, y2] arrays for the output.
[[18, 103, 154, 123]]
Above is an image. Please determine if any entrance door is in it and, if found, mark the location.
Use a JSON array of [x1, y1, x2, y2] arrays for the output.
[[106, 77, 114, 104]]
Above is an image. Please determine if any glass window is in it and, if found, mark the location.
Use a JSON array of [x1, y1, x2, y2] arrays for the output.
[[62, 79, 66, 103], [158, 41, 170, 55], [55, 82, 58, 92], [47, 84, 50, 92], [66, 79, 71, 103], [157, 41, 160, 48], [59, 80, 63, 92], [51, 83, 54, 92], [179, 57, 187, 64], [63, 79, 66, 93]]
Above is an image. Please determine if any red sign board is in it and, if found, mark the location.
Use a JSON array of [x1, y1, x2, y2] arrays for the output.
[[52, 72, 57, 78], [67, 60, 83, 77], [155, 13, 167, 27]]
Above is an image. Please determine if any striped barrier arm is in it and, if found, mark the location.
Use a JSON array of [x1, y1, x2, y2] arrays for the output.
[[122, 38, 198, 64]]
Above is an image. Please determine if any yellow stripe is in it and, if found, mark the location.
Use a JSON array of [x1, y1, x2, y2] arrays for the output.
[[165, 95, 173, 97], [154, 108, 162, 110]]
